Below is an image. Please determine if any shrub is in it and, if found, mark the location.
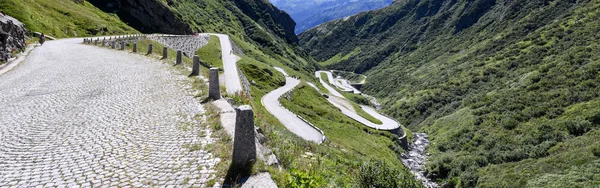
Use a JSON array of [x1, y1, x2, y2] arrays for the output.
[[285, 168, 324, 188], [359, 159, 419, 188], [592, 146, 600, 157]]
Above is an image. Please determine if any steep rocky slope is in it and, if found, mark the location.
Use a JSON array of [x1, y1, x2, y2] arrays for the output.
[[300, 0, 600, 187]]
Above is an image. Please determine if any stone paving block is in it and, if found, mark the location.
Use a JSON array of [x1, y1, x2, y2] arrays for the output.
[[0, 38, 218, 187]]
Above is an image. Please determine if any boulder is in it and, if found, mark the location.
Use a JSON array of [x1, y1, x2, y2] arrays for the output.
[[0, 14, 27, 62]]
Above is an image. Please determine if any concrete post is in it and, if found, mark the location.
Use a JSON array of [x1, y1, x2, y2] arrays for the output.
[[232, 105, 256, 174], [162, 47, 168, 59], [111, 41, 116, 49], [133, 42, 137, 53], [176, 50, 182, 65], [94, 40, 98, 45], [209, 68, 220, 100], [102, 40, 106, 46], [120, 42, 125, 50], [147, 44, 153, 55]]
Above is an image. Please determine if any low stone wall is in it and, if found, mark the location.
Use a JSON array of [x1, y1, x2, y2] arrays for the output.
[[237, 67, 252, 98], [379, 113, 409, 149], [229, 37, 244, 56], [148, 35, 210, 58]]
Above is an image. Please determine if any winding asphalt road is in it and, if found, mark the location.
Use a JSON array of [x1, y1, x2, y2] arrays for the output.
[[261, 67, 324, 143], [333, 78, 361, 94], [0, 38, 218, 187], [209, 34, 242, 95], [315, 71, 344, 98], [315, 71, 400, 130]]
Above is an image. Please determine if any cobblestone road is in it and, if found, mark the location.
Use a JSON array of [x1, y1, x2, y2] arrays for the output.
[[0, 39, 218, 187]]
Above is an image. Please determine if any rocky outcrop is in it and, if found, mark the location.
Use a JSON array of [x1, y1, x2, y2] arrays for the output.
[[0, 15, 27, 62], [113, 0, 192, 34]]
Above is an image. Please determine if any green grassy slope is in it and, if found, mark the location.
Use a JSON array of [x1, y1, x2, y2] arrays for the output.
[[300, 0, 600, 187], [278, 83, 419, 187], [0, 0, 137, 37], [195, 36, 222, 68]]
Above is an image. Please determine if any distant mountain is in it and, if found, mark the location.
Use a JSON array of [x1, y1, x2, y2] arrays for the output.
[[270, 0, 393, 34]]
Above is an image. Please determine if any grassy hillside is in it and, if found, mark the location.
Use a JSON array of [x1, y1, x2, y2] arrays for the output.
[[0, 0, 137, 37], [300, 0, 600, 187], [278, 83, 418, 187]]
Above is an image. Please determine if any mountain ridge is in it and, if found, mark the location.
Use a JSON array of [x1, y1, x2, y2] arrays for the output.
[[271, 0, 393, 34]]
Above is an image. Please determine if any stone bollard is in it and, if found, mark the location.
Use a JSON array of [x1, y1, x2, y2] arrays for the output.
[[191, 55, 200, 76], [102, 40, 106, 46], [94, 40, 98, 45], [209, 68, 220, 100], [120, 42, 125, 50], [176, 50, 182, 65], [232, 105, 256, 175], [133, 42, 137, 53], [147, 44, 153, 55], [162, 47, 168, 59], [111, 41, 116, 49]]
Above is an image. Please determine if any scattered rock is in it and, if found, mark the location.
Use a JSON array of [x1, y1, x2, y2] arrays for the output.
[[0, 14, 27, 62], [240, 172, 277, 188]]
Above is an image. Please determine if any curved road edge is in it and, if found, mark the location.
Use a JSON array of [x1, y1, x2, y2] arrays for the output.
[[315, 71, 402, 131], [261, 67, 325, 143], [208, 34, 243, 95]]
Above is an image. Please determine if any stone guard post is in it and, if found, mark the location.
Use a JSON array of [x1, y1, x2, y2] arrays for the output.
[[176, 50, 182, 65], [232, 105, 256, 175], [191, 55, 200, 76], [120, 42, 125, 50], [133, 42, 137, 53], [209, 68, 220, 100], [162, 47, 168, 59], [147, 44, 153, 55]]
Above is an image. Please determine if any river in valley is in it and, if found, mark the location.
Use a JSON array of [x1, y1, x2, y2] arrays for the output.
[[401, 133, 440, 188]]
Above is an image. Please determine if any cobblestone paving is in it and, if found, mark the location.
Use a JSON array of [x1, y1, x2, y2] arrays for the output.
[[0, 38, 218, 187]]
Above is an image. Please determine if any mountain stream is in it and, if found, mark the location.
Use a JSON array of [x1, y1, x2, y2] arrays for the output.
[[401, 133, 440, 188]]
